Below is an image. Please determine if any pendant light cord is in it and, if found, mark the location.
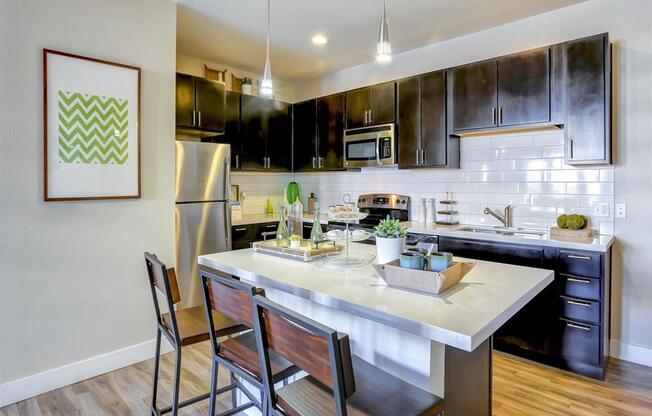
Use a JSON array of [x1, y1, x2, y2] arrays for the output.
[[266, 0, 270, 60]]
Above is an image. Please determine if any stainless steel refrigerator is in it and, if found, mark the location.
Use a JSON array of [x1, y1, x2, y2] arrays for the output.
[[175, 141, 231, 308]]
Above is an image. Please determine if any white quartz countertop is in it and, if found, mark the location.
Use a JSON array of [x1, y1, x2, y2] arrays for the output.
[[199, 244, 553, 352], [232, 213, 328, 226], [403, 221, 614, 252]]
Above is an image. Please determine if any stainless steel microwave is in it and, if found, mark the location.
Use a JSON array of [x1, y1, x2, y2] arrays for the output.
[[343, 124, 396, 168]]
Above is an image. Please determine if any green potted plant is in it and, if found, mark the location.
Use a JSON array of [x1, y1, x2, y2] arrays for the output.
[[241, 77, 253, 95], [374, 216, 407, 264]]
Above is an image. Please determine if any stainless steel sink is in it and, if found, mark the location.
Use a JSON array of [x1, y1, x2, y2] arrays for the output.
[[454, 225, 546, 237]]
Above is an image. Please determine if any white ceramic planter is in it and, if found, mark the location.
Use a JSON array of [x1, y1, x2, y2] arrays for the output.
[[375, 236, 406, 264], [242, 84, 252, 95]]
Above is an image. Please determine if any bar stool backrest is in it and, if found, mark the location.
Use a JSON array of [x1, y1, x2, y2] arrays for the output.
[[200, 270, 259, 352], [144, 252, 181, 344], [251, 294, 356, 416]]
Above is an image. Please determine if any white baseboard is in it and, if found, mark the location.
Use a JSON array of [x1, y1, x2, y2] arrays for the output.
[[0, 338, 173, 408], [610, 340, 652, 367]]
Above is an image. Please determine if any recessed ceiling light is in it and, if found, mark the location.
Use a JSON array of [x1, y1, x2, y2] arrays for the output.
[[312, 34, 328, 45]]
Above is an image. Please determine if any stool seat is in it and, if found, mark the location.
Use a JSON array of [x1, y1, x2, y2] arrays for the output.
[[219, 331, 298, 382], [276, 356, 444, 416], [162, 305, 248, 346]]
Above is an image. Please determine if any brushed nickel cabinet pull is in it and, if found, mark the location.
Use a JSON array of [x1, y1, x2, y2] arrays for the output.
[[198, 111, 202, 127], [318, 157, 324, 169], [421, 149, 426, 165], [567, 322, 590, 331], [234, 227, 247, 232], [568, 254, 592, 260], [492, 107, 496, 124], [567, 277, 591, 284], [567, 299, 591, 307], [416, 148, 421, 166], [192, 110, 196, 126], [312, 156, 317, 169], [499, 107, 503, 124]]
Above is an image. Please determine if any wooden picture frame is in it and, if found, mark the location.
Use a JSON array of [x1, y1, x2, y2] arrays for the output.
[[43, 49, 141, 201]]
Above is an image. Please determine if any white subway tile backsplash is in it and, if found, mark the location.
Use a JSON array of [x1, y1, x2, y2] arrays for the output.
[[460, 136, 492, 150], [498, 147, 543, 160], [464, 149, 499, 161], [542, 145, 565, 158], [237, 130, 614, 235], [514, 158, 562, 170], [567, 183, 614, 195], [548, 169, 600, 182], [491, 134, 533, 148], [533, 132, 565, 146], [474, 159, 516, 171]]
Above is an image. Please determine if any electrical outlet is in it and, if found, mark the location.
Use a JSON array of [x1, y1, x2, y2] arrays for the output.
[[593, 202, 609, 217], [615, 203, 627, 219]]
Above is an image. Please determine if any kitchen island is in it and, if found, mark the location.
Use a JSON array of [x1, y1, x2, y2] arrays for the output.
[[199, 243, 554, 415]]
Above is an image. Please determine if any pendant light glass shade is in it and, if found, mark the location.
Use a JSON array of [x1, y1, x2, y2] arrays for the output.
[[376, 0, 391, 62], [261, 0, 273, 95]]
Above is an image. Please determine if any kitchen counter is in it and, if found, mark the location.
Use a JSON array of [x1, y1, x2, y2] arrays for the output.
[[403, 221, 614, 252], [199, 243, 553, 352], [232, 213, 328, 226], [199, 244, 552, 415]]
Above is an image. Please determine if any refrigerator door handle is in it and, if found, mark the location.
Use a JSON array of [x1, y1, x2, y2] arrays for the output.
[[223, 156, 230, 200]]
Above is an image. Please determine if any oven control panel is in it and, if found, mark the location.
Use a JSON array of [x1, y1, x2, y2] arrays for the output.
[[358, 193, 409, 210]]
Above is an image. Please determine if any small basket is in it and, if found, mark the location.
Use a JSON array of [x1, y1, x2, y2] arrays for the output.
[[373, 260, 475, 294]]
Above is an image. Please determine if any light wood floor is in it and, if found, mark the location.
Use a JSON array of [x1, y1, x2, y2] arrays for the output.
[[2, 343, 651, 415]]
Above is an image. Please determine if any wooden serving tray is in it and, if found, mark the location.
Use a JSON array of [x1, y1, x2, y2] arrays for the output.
[[550, 227, 594, 242], [252, 239, 343, 262], [374, 260, 475, 294]]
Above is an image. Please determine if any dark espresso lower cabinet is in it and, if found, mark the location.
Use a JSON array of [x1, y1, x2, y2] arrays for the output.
[[438, 237, 611, 380]]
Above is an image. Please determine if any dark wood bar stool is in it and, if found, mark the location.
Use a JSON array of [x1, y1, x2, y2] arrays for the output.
[[200, 270, 301, 416], [251, 294, 445, 416], [144, 253, 248, 416]]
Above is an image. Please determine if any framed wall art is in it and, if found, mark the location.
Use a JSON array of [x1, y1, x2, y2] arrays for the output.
[[43, 49, 141, 201]]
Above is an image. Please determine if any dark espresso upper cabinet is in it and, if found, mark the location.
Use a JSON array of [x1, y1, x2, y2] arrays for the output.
[[564, 33, 610, 165], [498, 49, 551, 126], [265, 100, 292, 171], [317, 93, 345, 170], [240, 95, 267, 171], [293, 99, 318, 171], [450, 48, 555, 132], [176, 74, 196, 128], [369, 82, 396, 125], [175, 73, 225, 131], [225, 91, 241, 170], [398, 71, 455, 169], [450, 60, 498, 131], [421, 71, 450, 167], [397, 76, 421, 168], [345, 82, 395, 129]]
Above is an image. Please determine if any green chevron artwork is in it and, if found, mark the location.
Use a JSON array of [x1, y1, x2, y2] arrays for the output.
[[57, 91, 129, 165], [44, 49, 141, 201]]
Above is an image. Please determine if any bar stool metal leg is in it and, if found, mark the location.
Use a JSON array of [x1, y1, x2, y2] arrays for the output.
[[151, 328, 162, 416], [171, 348, 182, 416], [208, 359, 219, 416]]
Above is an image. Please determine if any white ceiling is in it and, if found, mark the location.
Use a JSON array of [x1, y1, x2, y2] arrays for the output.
[[177, 0, 585, 80]]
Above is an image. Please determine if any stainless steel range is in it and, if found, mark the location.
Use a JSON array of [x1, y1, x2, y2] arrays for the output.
[[328, 193, 433, 246]]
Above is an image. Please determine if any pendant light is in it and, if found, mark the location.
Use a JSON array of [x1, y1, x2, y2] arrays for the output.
[[260, 0, 273, 96], [376, 0, 391, 62]]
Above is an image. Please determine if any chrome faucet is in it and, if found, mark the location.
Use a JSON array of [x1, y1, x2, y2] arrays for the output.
[[483, 205, 513, 227]]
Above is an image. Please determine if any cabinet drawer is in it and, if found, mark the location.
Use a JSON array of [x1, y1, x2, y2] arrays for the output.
[[232, 240, 252, 250], [232, 225, 253, 242], [558, 318, 600, 365], [560, 296, 600, 324], [560, 274, 601, 301], [256, 222, 279, 240], [558, 250, 601, 278]]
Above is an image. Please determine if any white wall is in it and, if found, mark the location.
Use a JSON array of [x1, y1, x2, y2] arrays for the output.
[[177, 53, 297, 103], [294, 0, 652, 363], [0, 0, 177, 401]]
